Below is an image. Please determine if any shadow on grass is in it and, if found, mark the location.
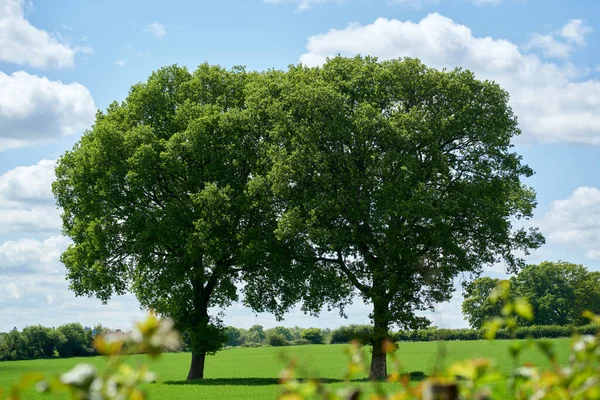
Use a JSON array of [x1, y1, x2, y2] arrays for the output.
[[164, 372, 427, 386]]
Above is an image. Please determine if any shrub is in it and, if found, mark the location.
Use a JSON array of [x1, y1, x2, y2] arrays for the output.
[[268, 333, 289, 347], [240, 342, 263, 348], [266, 327, 294, 341], [394, 324, 583, 342], [329, 325, 373, 344], [224, 326, 243, 347], [300, 328, 324, 344]]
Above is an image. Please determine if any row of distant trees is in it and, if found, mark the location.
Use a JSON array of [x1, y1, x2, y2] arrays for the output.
[[462, 261, 600, 328], [0, 322, 354, 361], [0, 323, 109, 361], [222, 325, 330, 347]]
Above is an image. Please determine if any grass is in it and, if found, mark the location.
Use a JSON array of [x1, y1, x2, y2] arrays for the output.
[[0, 339, 572, 399]]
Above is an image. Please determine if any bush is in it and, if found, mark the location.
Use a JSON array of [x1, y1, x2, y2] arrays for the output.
[[240, 342, 263, 348], [224, 326, 243, 347], [266, 327, 294, 342], [300, 328, 324, 344], [394, 324, 584, 342], [329, 325, 373, 344], [268, 333, 289, 347]]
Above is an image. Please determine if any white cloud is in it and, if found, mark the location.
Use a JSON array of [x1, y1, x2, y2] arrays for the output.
[[145, 22, 167, 39], [526, 34, 571, 59], [0, 207, 61, 233], [526, 19, 593, 59], [0, 236, 69, 274], [0, 71, 96, 150], [0, 160, 61, 233], [561, 19, 593, 46], [542, 187, 600, 259], [0, 159, 55, 205], [0, 0, 77, 68], [0, 261, 146, 331], [299, 13, 600, 145], [0, 233, 146, 331], [115, 59, 126, 67]]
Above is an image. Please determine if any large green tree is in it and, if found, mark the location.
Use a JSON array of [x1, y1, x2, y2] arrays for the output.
[[461, 277, 503, 329], [53, 64, 341, 380], [252, 56, 544, 379], [513, 261, 600, 326], [462, 261, 600, 327]]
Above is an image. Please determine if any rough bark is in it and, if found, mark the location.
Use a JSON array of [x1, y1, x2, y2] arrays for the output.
[[186, 351, 206, 380], [369, 299, 389, 380], [186, 273, 213, 381]]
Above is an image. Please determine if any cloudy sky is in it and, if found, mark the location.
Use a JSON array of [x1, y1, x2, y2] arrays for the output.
[[1, 0, 600, 332]]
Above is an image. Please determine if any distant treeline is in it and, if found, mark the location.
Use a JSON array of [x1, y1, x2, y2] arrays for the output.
[[222, 323, 600, 348], [3, 322, 599, 361], [0, 323, 109, 361]]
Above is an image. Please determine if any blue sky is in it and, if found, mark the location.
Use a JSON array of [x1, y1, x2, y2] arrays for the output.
[[1, 0, 600, 332]]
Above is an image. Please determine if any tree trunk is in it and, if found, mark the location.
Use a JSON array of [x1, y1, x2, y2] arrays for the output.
[[186, 351, 206, 380], [369, 300, 390, 380]]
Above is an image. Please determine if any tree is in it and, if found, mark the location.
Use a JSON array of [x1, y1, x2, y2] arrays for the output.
[[300, 328, 324, 344], [53, 65, 328, 380], [266, 326, 294, 341], [253, 56, 544, 378], [56, 323, 87, 358], [461, 277, 504, 329], [512, 261, 600, 326], [20, 325, 59, 359], [462, 262, 600, 328], [267, 332, 289, 346], [245, 325, 266, 344], [224, 327, 243, 347], [575, 271, 600, 325]]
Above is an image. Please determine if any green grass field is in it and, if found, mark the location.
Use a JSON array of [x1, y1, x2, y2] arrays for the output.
[[0, 339, 571, 399]]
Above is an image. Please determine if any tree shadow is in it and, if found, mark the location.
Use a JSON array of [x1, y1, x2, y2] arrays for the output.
[[163, 372, 427, 386], [164, 377, 344, 386]]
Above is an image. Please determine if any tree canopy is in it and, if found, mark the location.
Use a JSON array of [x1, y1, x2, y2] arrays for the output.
[[462, 261, 600, 328], [54, 56, 544, 380], [252, 56, 544, 378], [52, 64, 343, 380], [461, 277, 504, 329]]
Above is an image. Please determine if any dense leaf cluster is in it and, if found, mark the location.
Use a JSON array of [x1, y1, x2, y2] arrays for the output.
[[462, 261, 600, 328], [0, 323, 107, 361]]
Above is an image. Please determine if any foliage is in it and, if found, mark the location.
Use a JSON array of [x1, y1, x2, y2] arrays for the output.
[[245, 325, 267, 345], [329, 325, 382, 345], [0, 323, 107, 361], [267, 333, 290, 347], [300, 328, 325, 344], [462, 277, 504, 329], [266, 327, 295, 342], [52, 64, 326, 379], [463, 261, 600, 328], [513, 261, 600, 326], [223, 327, 243, 347], [278, 282, 600, 399], [1, 314, 180, 400], [394, 324, 600, 342], [256, 55, 544, 378], [56, 324, 89, 358]]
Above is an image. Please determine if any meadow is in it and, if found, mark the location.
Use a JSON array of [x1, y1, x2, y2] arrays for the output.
[[0, 339, 572, 399]]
